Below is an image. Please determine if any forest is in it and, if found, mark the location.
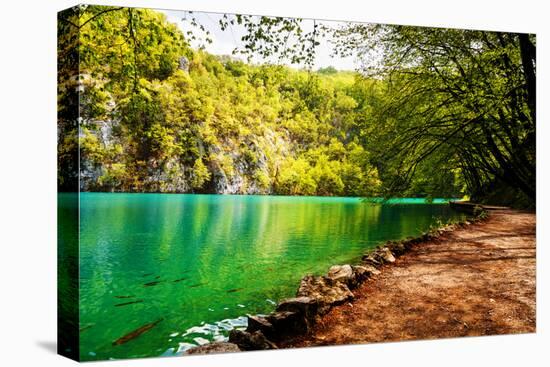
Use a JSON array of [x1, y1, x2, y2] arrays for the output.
[[58, 6, 536, 207]]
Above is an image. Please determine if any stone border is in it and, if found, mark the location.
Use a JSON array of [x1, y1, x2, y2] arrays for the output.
[[187, 209, 489, 354]]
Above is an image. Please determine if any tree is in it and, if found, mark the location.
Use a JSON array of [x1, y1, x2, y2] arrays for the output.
[[59, 6, 533, 203], [318, 66, 338, 74], [331, 25, 536, 204], [191, 158, 211, 190]]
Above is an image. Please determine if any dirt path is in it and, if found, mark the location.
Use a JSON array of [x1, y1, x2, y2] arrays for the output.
[[282, 210, 536, 348]]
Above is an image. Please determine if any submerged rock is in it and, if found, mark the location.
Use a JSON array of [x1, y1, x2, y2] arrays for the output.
[[186, 342, 241, 355], [296, 275, 354, 314], [228, 329, 277, 351]]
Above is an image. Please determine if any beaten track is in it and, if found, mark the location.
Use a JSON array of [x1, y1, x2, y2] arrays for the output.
[[281, 210, 536, 347]]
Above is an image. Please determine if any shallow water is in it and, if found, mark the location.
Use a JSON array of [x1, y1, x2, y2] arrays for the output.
[[58, 193, 465, 361]]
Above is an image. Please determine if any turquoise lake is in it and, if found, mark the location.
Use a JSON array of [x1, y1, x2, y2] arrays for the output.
[[58, 193, 465, 361]]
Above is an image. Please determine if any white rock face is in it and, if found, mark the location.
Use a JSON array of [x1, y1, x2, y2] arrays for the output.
[[78, 114, 288, 193]]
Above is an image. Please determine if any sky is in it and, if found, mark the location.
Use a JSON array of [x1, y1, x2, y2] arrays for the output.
[[161, 9, 360, 71]]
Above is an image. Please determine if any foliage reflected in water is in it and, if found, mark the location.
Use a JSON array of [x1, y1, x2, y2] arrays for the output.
[[59, 193, 465, 360]]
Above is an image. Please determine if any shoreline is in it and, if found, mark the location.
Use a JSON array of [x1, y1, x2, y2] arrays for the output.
[[67, 191, 459, 203], [282, 208, 535, 348], [73, 195, 463, 360], [187, 206, 515, 355]]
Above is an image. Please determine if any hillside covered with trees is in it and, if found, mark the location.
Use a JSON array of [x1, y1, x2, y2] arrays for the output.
[[58, 6, 535, 206]]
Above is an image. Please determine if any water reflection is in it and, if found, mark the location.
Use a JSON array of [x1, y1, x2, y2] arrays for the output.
[[64, 193, 464, 360]]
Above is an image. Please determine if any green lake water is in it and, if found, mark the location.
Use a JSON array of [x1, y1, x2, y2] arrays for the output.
[[58, 193, 465, 361]]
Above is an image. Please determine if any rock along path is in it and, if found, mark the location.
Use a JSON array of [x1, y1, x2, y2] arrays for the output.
[[281, 210, 536, 348]]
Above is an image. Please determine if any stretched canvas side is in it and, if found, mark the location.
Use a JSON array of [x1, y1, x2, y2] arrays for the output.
[[57, 5, 81, 362]]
